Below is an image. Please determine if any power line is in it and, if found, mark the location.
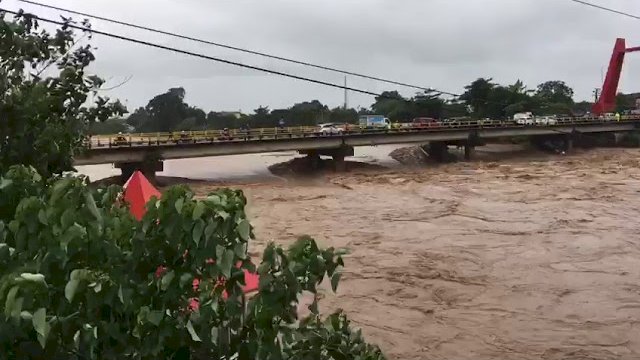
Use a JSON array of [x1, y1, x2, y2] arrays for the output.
[[0, 8, 388, 98], [568, 0, 640, 20], [17, 0, 458, 97]]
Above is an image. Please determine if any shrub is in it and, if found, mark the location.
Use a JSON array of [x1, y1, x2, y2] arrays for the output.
[[0, 166, 384, 359]]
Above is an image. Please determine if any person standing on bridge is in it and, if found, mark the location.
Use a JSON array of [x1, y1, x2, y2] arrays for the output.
[[615, 112, 621, 122], [278, 118, 285, 129]]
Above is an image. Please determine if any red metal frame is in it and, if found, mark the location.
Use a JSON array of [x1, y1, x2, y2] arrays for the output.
[[593, 38, 640, 114]]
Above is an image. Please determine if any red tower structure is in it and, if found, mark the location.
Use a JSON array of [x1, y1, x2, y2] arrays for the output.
[[592, 38, 640, 115]]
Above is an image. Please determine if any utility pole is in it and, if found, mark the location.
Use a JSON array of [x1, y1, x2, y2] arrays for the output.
[[344, 76, 348, 110]]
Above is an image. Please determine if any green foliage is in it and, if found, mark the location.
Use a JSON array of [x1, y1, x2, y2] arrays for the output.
[[0, 166, 384, 359], [89, 118, 130, 135], [535, 80, 574, 105], [0, 12, 126, 176], [460, 78, 580, 119]]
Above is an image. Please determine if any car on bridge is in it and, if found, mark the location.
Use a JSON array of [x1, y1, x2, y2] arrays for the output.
[[318, 123, 345, 136], [514, 112, 535, 125], [113, 133, 130, 146], [411, 117, 441, 129], [535, 115, 558, 126]]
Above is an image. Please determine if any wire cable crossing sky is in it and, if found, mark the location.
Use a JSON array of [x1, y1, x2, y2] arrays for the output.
[[0, 7, 399, 99], [567, 0, 640, 20], [17, 0, 459, 97]]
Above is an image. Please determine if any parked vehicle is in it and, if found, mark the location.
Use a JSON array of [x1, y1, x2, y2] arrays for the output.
[[514, 112, 534, 125], [217, 128, 234, 141], [535, 115, 558, 126], [444, 117, 472, 127], [318, 123, 344, 135], [411, 117, 440, 129], [176, 131, 194, 144], [113, 132, 129, 146], [600, 113, 616, 121], [359, 115, 391, 129]]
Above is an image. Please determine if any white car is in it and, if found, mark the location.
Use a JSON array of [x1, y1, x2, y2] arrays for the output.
[[318, 123, 344, 135], [513, 112, 534, 125], [535, 116, 558, 126]]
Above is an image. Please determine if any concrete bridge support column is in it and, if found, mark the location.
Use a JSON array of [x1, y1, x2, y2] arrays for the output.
[[333, 155, 346, 172], [464, 145, 475, 160], [330, 145, 354, 172], [115, 161, 164, 184], [427, 141, 449, 163], [566, 137, 574, 152]]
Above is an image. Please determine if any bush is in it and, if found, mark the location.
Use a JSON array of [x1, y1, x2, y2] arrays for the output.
[[0, 166, 384, 359]]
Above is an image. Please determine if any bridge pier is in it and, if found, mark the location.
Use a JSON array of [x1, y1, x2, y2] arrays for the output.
[[115, 161, 163, 184], [299, 145, 354, 172], [426, 142, 449, 163], [566, 137, 574, 152], [464, 145, 475, 160]]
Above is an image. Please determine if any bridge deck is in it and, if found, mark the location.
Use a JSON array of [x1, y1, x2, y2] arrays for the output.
[[76, 117, 639, 165]]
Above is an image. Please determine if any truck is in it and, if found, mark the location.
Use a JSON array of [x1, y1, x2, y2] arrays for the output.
[[359, 115, 391, 130]]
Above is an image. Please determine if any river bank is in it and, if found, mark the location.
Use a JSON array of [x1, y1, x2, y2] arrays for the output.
[[185, 147, 640, 360]]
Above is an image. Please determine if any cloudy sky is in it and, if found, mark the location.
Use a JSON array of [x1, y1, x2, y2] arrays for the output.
[[4, 0, 640, 113]]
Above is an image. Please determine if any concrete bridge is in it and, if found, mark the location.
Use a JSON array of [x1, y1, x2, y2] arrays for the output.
[[75, 118, 640, 181]]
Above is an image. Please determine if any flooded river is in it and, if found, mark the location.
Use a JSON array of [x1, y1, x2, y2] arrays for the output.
[[80, 146, 640, 359]]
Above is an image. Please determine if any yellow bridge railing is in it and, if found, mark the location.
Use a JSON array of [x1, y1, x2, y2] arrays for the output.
[[88, 115, 640, 148]]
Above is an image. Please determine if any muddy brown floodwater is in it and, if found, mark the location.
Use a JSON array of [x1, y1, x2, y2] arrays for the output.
[[191, 148, 640, 360]]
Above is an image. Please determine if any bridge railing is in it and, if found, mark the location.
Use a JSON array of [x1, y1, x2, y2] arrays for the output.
[[87, 115, 640, 148]]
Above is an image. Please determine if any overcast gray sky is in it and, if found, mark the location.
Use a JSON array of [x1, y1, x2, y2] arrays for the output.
[[5, 0, 640, 113]]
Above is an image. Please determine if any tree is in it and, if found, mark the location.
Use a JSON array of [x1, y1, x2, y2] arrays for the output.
[[459, 78, 497, 118], [371, 91, 407, 120], [329, 107, 358, 124], [89, 118, 130, 135], [141, 87, 188, 132], [616, 92, 639, 113], [0, 166, 385, 359], [535, 81, 574, 105], [126, 107, 151, 131], [0, 11, 125, 176]]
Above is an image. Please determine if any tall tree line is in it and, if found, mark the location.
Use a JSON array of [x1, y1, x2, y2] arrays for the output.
[[92, 79, 640, 134]]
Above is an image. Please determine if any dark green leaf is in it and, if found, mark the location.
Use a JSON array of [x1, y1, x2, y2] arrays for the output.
[[4, 286, 19, 318], [0, 178, 13, 189], [20, 273, 47, 286], [161, 270, 175, 291], [32, 308, 49, 348], [147, 311, 163, 326], [234, 242, 247, 259], [331, 272, 341, 292], [192, 219, 204, 246], [65, 279, 80, 302], [237, 219, 251, 241], [220, 249, 235, 278], [204, 219, 217, 240], [192, 201, 206, 220], [174, 198, 184, 214], [186, 320, 201, 342], [84, 191, 101, 222], [211, 326, 219, 345], [37, 209, 47, 225]]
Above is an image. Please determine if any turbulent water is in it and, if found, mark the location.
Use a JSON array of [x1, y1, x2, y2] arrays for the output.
[[81, 146, 640, 359]]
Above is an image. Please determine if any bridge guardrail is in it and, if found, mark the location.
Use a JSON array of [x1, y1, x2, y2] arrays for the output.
[[87, 115, 640, 149]]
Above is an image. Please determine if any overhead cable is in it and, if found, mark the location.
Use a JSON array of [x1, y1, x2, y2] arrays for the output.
[[0, 8, 388, 98], [568, 0, 640, 20], [17, 0, 458, 97]]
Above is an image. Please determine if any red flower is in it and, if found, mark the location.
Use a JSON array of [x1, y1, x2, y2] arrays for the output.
[[192, 278, 200, 291], [188, 297, 200, 312], [155, 266, 167, 279]]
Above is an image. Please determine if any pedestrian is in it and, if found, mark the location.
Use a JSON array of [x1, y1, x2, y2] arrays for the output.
[[278, 118, 285, 129], [615, 112, 621, 122]]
